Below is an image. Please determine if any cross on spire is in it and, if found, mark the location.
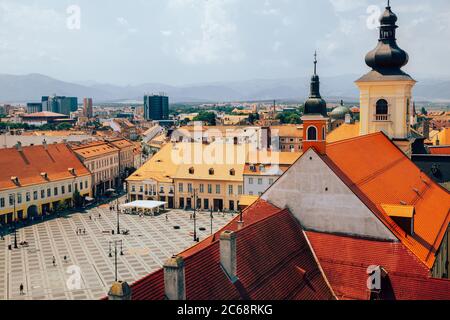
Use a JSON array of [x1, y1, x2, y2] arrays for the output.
[[314, 51, 318, 75]]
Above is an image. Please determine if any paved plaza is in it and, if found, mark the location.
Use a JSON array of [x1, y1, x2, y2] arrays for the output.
[[0, 202, 235, 300]]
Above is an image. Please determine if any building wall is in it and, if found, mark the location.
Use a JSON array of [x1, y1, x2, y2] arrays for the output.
[[174, 179, 243, 211], [0, 176, 91, 223], [82, 152, 119, 195], [432, 225, 450, 279], [357, 80, 415, 140], [244, 174, 278, 196], [262, 148, 397, 241]]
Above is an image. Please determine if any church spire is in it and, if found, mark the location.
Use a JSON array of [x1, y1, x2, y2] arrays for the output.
[[304, 52, 327, 117], [365, 0, 409, 74]]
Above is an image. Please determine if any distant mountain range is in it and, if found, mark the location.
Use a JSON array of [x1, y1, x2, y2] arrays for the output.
[[0, 73, 449, 104]]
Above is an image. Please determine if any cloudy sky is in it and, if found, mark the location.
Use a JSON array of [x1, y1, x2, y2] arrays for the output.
[[0, 0, 449, 85]]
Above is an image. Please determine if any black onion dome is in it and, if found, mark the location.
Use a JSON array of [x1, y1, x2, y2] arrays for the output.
[[304, 53, 327, 117], [365, 3, 409, 74]]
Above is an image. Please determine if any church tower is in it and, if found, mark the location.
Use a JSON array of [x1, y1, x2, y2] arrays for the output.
[[302, 52, 328, 155], [356, 1, 416, 155]]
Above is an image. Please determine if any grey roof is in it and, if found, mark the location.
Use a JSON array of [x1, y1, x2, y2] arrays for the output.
[[356, 70, 415, 82]]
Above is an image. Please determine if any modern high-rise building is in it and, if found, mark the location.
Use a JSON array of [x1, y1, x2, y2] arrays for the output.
[[83, 98, 93, 118], [26, 102, 43, 114], [144, 94, 169, 121], [42, 96, 78, 116]]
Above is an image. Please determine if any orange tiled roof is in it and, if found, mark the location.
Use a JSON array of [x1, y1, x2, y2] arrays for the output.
[[325, 132, 450, 268], [271, 125, 303, 138], [71, 141, 119, 159], [108, 138, 134, 150], [326, 122, 360, 143], [429, 146, 450, 155], [0, 143, 90, 191]]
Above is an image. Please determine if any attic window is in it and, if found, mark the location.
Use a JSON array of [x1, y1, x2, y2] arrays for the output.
[[209, 168, 215, 175], [382, 204, 415, 236], [189, 167, 195, 175], [230, 169, 235, 176]]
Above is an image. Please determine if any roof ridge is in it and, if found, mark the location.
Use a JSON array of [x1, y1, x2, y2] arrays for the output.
[[327, 131, 384, 147]]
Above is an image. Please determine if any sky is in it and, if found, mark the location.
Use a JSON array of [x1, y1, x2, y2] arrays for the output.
[[0, 0, 449, 86]]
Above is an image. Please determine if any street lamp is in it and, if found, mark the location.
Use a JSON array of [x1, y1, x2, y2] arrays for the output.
[[210, 207, 214, 235], [191, 189, 198, 242], [109, 240, 124, 282], [116, 200, 121, 235]]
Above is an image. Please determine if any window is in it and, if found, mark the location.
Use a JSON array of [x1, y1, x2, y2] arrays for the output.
[[188, 183, 193, 193], [204, 199, 209, 210], [238, 185, 243, 195], [33, 191, 38, 200], [9, 194, 14, 206], [41, 190, 45, 199], [228, 185, 233, 195], [376, 99, 388, 115], [139, 186, 144, 193], [189, 167, 195, 175], [208, 184, 212, 194], [269, 178, 274, 185], [17, 193, 22, 204], [307, 126, 317, 141], [199, 184, 204, 193], [85, 181, 88, 189], [179, 183, 184, 193], [47, 189, 51, 197], [68, 184, 72, 193], [131, 185, 136, 192], [0, 198, 4, 208], [209, 168, 214, 175], [322, 126, 326, 140], [258, 178, 263, 185], [80, 182, 83, 190], [216, 185, 221, 194], [230, 169, 235, 176], [62, 186, 65, 194], [160, 186, 164, 194], [54, 188, 58, 196], [249, 178, 254, 185], [26, 192, 31, 202]]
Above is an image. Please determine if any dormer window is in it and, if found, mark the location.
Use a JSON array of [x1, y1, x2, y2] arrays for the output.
[[209, 168, 215, 175]]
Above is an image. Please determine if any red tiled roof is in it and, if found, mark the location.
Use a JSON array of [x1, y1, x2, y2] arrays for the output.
[[325, 132, 450, 269], [128, 208, 335, 300], [306, 231, 450, 300], [429, 146, 450, 155], [180, 199, 281, 257], [0, 143, 90, 191]]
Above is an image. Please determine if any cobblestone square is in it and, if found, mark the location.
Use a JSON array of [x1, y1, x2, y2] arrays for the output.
[[0, 201, 235, 300]]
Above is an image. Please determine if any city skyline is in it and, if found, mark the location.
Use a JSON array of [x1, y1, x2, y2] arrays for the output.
[[0, 0, 449, 86]]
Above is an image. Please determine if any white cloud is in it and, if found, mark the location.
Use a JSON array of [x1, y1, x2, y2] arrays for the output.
[[169, 0, 244, 65]]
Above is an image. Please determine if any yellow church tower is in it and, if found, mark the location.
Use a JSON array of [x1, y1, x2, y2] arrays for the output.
[[356, 1, 416, 156]]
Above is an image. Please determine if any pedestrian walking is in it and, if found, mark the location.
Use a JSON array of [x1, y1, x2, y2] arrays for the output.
[[52, 256, 56, 266], [19, 283, 24, 295], [64, 256, 67, 263], [166, 214, 168, 221]]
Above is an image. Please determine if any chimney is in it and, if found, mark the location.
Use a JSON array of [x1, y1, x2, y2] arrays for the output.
[[220, 231, 237, 281], [423, 119, 430, 140], [163, 256, 186, 300], [108, 281, 132, 300], [15, 141, 22, 152]]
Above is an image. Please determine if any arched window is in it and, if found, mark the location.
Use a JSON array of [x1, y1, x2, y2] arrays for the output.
[[322, 126, 326, 140], [376, 99, 388, 115], [307, 126, 317, 141]]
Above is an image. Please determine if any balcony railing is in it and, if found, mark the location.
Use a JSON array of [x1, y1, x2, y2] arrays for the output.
[[374, 114, 391, 122]]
